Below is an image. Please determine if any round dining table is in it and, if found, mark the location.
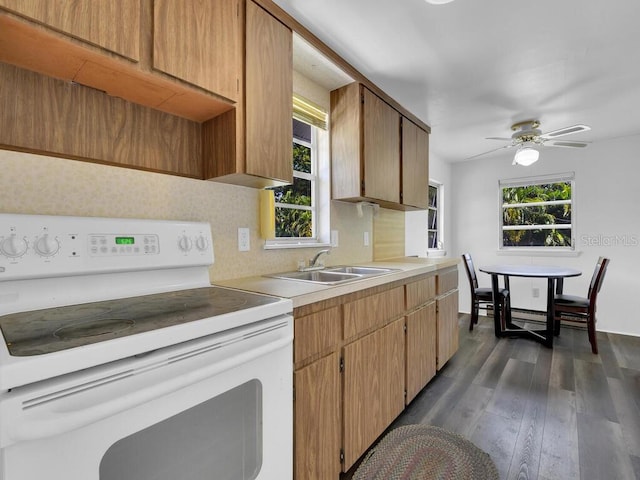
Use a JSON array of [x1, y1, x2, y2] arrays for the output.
[[479, 264, 582, 348]]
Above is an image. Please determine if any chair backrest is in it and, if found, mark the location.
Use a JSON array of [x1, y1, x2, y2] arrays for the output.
[[462, 253, 479, 290], [588, 256, 610, 309]]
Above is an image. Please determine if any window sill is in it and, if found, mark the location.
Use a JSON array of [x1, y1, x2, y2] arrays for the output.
[[497, 248, 582, 257], [263, 241, 331, 250]]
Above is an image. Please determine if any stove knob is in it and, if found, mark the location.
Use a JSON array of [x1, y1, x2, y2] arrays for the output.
[[195, 235, 209, 252], [34, 234, 60, 257], [1, 235, 28, 258], [178, 235, 193, 252]]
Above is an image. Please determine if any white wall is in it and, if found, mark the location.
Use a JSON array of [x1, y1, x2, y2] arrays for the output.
[[451, 134, 640, 337]]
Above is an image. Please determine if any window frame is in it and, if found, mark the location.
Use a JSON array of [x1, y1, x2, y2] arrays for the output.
[[264, 116, 330, 250], [498, 172, 576, 253], [427, 180, 445, 253]]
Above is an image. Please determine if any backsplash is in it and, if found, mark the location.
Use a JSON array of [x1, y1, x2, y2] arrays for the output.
[[0, 149, 375, 281]]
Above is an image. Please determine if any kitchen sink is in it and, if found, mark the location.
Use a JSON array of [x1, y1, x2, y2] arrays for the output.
[[324, 266, 399, 275], [266, 266, 400, 285]]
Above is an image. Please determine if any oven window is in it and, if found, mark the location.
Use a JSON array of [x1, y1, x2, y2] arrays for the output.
[[100, 379, 263, 480]]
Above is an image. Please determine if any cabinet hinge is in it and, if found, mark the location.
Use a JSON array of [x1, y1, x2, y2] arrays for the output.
[[400, 191, 403, 201], [404, 323, 407, 333], [292, 386, 295, 402], [237, 78, 240, 93], [361, 180, 365, 192], [339, 356, 344, 373], [404, 389, 407, 400], [360, 93, 365, 105], [340, 449, 345, 464]]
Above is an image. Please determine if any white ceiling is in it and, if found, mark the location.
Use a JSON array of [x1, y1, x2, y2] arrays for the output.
[[275, 0, 640, 163]]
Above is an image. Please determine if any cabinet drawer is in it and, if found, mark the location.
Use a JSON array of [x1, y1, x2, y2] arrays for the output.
[[405, 275, 436, 310], [344, 286, 404, 339], [437, 269, 458, 295], [294, 306, 341, 364]]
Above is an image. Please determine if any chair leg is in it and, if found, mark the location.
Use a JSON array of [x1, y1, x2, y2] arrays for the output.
[[587, 315, 598, 354], [469, 299, 478, 331], [554, 318, 561, 336]]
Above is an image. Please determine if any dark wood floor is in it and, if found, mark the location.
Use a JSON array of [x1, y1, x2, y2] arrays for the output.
[[343, 314, 640, 480]]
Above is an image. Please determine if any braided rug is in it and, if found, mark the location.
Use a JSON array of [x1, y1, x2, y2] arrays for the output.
[[352, 424, 499, 480]]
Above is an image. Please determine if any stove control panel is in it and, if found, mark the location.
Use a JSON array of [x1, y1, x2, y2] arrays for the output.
[[89, 234, 159, 256], [0, 214, 214, 281]]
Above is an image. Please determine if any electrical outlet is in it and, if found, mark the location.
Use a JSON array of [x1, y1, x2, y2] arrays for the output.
[[364, 231, 370, 246], [532, 287, 540, 298], [238, 228, 250, 252]]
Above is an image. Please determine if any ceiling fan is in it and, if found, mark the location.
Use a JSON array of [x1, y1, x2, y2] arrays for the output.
[[469, 120, 591, 165]]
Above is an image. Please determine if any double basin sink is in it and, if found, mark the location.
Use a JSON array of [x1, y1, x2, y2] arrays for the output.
[[266, 265, 400, 285]]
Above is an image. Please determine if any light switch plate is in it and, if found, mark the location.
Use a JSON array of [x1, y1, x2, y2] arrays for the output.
[[364, 231, 370, 246], [238, 227, 250, 252]]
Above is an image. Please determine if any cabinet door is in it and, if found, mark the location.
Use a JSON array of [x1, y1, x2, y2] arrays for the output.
[[153, 0, 239, 101], [362, 87, 400, 203], [406, 302, 437, 403], [294, 353, 341, 480], [343, 319, 405, 470], [437, 290, 459, 369], [402, 118, 429, 209], [245, 0, 293, 182], [0, 0, 140, 60]]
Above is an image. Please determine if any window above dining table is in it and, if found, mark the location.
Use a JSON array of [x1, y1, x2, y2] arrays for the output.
[[499, 172, 575, 251]]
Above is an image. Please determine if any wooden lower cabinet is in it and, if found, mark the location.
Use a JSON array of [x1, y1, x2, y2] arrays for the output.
[[436, 289, 459, 369], [294, 352, 341, 480], [406, 301, 437, 403], [293, 269, 459, 479], [342, 318, 405, 470]]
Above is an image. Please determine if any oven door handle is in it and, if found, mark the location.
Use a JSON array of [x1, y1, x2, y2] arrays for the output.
[[1, 317, 292, 447]]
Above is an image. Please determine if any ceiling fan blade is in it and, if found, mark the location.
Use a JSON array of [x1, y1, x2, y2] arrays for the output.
[[540, 124, 591, 139], [465, 144, 515, 160], [486, 137, 512, 141], [545, 140, 590, 148]]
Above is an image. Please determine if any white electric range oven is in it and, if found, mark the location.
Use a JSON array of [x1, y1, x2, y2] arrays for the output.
[[0, 214, 293, 480]]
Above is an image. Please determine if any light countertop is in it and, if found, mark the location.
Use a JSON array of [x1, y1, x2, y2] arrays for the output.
[[213, 257, 459, 308]]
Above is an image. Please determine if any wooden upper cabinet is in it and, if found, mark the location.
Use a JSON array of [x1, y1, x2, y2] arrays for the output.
[[402, 117, 429, 209], [153, 0, 240, 102], [331, 83, 410, 209], [206, 0, 293, 187], [0, 0, 140, 61], [244, 0, 293, 182], [363, 87, 401, 204]]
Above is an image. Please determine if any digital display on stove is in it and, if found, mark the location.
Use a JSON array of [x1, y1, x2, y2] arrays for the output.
[[115, 237, 135, 245]]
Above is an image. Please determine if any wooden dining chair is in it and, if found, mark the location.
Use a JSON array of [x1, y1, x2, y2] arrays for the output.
[[462, 253, 510, 331], [553, 257, 610, 354]]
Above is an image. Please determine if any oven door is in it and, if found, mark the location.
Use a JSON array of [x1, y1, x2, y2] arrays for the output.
[[0, 315, 293, 480]]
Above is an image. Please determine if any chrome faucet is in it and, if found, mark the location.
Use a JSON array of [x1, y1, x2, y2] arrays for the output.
[[301, 249, 330, 271]]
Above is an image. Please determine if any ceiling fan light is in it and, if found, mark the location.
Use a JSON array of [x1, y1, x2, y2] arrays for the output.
[[513, 146, 539, 166], [425, 0, 454, 4]]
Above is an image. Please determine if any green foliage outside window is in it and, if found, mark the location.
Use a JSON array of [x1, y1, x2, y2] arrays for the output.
[[270, 139, 313, 238], [502, 181, 572, 247]]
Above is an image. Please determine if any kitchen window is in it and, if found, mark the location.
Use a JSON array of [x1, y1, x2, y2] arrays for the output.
[[499, 173, 575, 250], [265, 95, 330, 248]]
